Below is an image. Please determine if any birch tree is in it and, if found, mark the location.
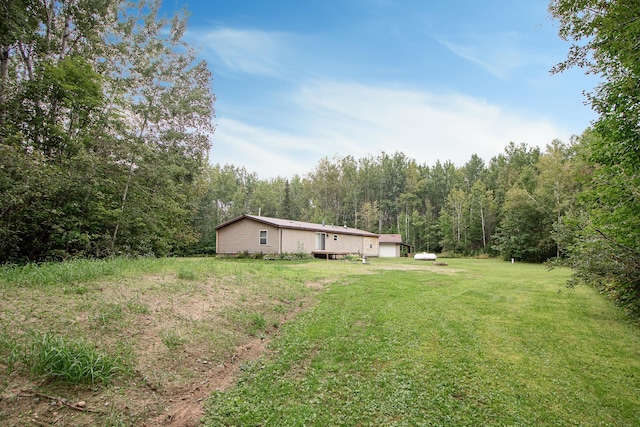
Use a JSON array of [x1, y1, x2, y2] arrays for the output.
[[0, 0, 215, 261]]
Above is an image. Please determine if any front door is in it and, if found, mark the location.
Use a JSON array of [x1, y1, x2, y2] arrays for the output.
[[315, 232, 326, 250]]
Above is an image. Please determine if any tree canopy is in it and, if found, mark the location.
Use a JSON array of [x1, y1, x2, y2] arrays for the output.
[[0, 0, 214, 261], [550, 0, 640, 314]]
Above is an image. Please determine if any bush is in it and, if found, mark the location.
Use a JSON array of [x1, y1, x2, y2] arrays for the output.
[[263, 252, 313, 261], [568, 234, 640, 317]]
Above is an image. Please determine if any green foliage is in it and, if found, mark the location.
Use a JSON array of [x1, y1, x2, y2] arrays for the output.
[[20, 332, 124, 385], [0, 0, 215, 263], [263, 252, 313, 261], [550, 0, 640, 311], [567, 225, 640, 316], [492, 187, 554, 262]]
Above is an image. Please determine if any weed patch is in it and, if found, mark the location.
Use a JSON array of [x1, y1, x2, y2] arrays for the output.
[[15, 332, 124, 386], [161, 329, 187, 350], [0, 256, 321, 426]]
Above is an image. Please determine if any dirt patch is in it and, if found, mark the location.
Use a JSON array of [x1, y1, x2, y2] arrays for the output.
[[0, 338, 270, 427], [0, 266, 326, 426], [146, 336, 268, 427]]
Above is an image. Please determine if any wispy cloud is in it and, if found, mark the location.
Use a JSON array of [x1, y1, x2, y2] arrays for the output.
[[210, 118, 324, 178], [435, 32, 546, 79], [195, 27, 290, 76], [209, 80, 568, 178]]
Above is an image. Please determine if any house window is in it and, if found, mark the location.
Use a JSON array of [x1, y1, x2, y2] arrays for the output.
[[333, 234, 338, 241], [259, 230, 267, 245]]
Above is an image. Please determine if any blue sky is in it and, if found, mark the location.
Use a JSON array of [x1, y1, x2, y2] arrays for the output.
[[170, 0, 599, 179]]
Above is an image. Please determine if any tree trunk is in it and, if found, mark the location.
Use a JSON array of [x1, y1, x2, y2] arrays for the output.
[[60, 4, 71, 57], [480, 201, 487, 250], [45, 0, 55, 52], [111, 106, 150, 250], [0, 45, 9, 124]]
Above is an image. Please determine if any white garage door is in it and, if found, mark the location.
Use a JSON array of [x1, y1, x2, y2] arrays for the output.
[[379, 244, 398, 258]]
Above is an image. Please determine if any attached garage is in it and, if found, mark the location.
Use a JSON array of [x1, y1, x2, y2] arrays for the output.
[[378, 234, 412, 258]]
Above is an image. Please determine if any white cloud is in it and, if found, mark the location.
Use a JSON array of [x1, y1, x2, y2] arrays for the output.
[[196, 27, 290, 76], [209, 118, 323, 178], [209, 80, 568, 179], [435, 33, 547, 79]]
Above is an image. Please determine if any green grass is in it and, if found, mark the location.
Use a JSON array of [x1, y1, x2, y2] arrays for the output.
[[0, 258, 153, 288], [161, 329, 187, 350], [0, 256, 322, 425], [1, 256, 639, 425], [204, 258, 640, 426], [22, 332, 124, 385]]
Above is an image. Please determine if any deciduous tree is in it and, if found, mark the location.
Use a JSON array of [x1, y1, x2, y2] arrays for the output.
[[550, 0, 640, 313]]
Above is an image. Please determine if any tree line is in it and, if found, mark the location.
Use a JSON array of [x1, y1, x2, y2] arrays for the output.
[[195, 141, 582, 264], [1, 1, 639, 314]]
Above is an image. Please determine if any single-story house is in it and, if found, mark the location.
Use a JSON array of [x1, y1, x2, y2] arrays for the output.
[[215, 215, 379, 258], [378, 234, 413, 258]]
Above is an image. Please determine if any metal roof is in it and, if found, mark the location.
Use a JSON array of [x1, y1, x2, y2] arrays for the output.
[[215, 214, 379, 237], [379, 234, 404, 244]]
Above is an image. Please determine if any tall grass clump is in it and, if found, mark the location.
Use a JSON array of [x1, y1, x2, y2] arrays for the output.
[[0, 257, 177, 288], [22, 332, 124, 385], [0, 330, 20, 372], [0, 259, 120, 288], [176, 267, 198, 280]]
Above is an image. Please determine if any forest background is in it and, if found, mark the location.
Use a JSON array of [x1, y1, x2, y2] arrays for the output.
[[1, 0, 639, 314]]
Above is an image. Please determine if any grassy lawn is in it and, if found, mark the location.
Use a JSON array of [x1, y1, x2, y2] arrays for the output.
[[0, 257, 638, 426], [204, 258, 640, 426]]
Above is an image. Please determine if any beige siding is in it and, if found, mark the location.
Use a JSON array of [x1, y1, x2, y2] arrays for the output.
[[216, 218, 280, 254], [281, 229, 372, 255], [325, 232, 367, 254], [363, 236, 379, 257], [216, 216, 380, 256], [280, 229, 315, 253]]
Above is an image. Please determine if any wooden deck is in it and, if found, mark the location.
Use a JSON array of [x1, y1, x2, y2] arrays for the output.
[[311, 251, 350, 260]]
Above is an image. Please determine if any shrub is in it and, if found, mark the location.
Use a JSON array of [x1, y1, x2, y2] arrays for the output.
[[263, 252, 313, 261]]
